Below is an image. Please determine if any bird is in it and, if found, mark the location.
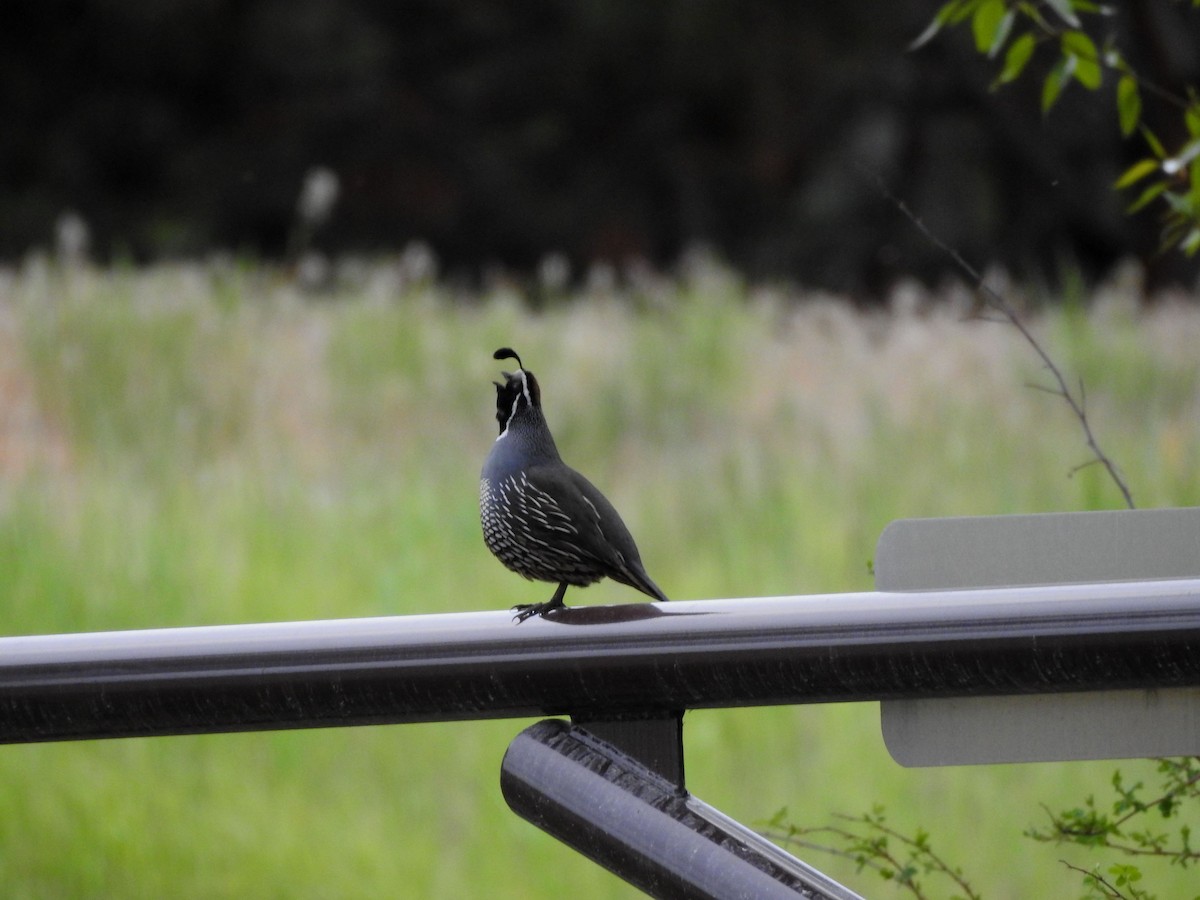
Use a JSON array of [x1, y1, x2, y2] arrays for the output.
[[480, 347, 668, 622]]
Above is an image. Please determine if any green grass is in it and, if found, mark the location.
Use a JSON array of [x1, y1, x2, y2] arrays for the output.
[[0, 260, 1198, 897]]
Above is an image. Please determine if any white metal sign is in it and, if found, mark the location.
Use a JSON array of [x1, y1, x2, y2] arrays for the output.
[[876, 507, 1200, 766]]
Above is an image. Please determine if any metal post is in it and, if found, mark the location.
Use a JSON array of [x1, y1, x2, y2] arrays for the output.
[[573, 713, 685, 785], [501, 719, 864, 900]]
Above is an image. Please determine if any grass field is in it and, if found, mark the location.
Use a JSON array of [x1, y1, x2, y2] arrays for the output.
[[0, 258, 1197, 898]]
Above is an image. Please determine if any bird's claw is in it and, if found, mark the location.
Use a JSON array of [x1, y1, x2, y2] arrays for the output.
[[511, 602, 561, 624]]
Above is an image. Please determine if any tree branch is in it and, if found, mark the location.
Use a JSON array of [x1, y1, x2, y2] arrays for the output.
[[865, 169, 1136, 509], [1060, 860, 1133, 900]]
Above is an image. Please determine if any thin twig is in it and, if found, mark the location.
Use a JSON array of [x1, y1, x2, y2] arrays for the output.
[[767, 814, 982, 900], [1068, 458, 1104, 477], [1060, 860, 1132, 900], [837, 815, 980, 900], [1043, 762, 1200, 840], [1018, 8, 1191, 112], [1106, 766, 1200, 835], [866, 170, 1136, 509], [763, 827, 931, 900], [1031, 764, 1200, 869], [1024, 381, 1068, 397]]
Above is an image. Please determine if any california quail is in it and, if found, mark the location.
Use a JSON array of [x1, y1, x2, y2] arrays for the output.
[[480, 347, 668, 622]]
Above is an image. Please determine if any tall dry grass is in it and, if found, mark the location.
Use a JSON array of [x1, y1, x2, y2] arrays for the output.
[[0, 257, 1197, 897]]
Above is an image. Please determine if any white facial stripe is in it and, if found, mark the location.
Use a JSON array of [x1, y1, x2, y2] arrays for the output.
[[495, 369, 529, 442], [496, 392, 521, 441], [515, 369, 532, 406]]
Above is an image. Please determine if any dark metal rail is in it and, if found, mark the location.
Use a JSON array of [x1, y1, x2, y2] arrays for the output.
[[502, 719, 864, 900], [2, 578, 1199, 743]]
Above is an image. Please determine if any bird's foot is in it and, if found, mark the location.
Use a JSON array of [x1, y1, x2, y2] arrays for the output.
[[511, 600, 564, 624]]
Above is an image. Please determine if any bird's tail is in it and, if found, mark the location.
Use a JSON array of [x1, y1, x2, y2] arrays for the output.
[[619, 562, 669, 603]]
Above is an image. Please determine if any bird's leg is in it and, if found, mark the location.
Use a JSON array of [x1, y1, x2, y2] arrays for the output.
[[512, 582, 569, 623]]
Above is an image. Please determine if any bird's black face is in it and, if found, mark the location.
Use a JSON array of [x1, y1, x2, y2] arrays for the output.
[[494, 368, 541, 436]]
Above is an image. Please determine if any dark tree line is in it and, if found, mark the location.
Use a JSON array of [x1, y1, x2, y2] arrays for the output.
[[2, 0, 1198, 292]]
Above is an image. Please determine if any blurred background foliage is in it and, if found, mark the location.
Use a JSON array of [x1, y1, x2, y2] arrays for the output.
[[0, 264, 1196, 897], [3, 0, 1200, 293], [2, 4, 1200, 894]]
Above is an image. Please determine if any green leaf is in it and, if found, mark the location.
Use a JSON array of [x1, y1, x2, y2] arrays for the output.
[[995, 31, 1035, 86], [909, 20, 943, 51], [1164, 189, 1197, 216], [953, 0, 985, 23], [1125, 179, 1167, 213], [1108, 863, 1143, 886], [1044, 0, 1082, 27], [1073, 56, 1102, 90], [1060, 30, 1096, 58], [989, 9, 1016, 58], [1107, 48, 1134, 78], [910, 0, 967, 50], [1161, 215, 1191, 252], [1117, 76, 1141, 136], [1062, 31, 1102, 89], [1042, 57, 1071, 114], [1187, 104, 1200, 138], [972, 0, 1008, 53], [1114, 158, 1158, 189], [1141, 125, 1167, 160]]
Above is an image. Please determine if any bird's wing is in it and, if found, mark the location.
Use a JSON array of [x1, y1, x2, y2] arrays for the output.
[[524, 464, 668, 602]]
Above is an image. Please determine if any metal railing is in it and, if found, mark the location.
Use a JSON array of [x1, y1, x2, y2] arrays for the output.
[[4, 580, 1199, 742], [4, 578, 1200, 898]]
